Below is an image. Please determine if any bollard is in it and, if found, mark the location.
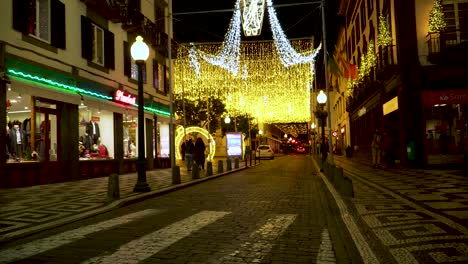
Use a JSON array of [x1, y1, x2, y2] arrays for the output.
[[207, 161, 213, 176], [218, 160, 224, 173], [226, 158, 232, 171], [342, 176, 354, 197], [107, 173, 120, 201], [172, 166, 181, 184], [192, 163, 200, 179], [234, 158, 239, 169], [334, 165, 344, 188]]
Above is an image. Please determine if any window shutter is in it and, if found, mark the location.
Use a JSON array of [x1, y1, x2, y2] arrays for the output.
[[104, 30, 115, 70], [12, 0, 29, 34], [51, 0, 66, 49], [81, 16, 93, 61], [123, 41, 131, 76]]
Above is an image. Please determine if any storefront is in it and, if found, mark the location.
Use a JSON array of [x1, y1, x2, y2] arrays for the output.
[[3, 56, 171, 188], [421, 89, 467, 165]]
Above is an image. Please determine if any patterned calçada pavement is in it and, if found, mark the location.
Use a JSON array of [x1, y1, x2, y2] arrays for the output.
[[1, 154, 468, 263], [332, 155, 468, 263], [0, 158, 249, 243]]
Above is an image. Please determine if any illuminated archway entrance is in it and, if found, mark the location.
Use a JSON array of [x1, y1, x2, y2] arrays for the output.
[[175, 126, 216, 161]]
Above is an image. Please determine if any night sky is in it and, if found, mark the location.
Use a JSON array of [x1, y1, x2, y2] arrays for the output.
[[172, 0, 341, 50]]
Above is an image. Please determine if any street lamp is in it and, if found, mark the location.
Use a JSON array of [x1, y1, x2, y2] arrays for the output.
[[131, 36, 151, 192], [316, 90, 328, 171], [311, 122, 316, 154], [224, 116, 231, 124]]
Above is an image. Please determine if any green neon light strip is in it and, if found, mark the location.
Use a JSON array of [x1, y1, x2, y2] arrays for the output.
[[8, 69, 112, 100], [8, 69, 171, 117]]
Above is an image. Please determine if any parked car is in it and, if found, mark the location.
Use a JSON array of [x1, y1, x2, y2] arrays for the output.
[[256, 145, 274, 159]]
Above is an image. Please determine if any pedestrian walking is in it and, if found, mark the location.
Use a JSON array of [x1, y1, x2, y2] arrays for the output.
[[185, 138, 194, 171], [194, 137, 206, 170], [181, 141, 186, 161], [371, 128, 382, 168]]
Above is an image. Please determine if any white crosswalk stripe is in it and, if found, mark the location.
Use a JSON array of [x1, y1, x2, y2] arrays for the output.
[[81, 210, 231, 264], [316, 228, 336, 264], [217, 214, 297, 263], [0, 209, 160, 264]]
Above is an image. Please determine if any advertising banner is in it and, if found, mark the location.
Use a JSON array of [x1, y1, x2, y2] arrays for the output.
[[226, 132, 243, 157]]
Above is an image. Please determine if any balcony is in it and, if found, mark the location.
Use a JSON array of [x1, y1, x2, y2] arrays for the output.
[[427, 30, 468, 65], [346, 45, 399, 113], [80, 0, 123, 22]]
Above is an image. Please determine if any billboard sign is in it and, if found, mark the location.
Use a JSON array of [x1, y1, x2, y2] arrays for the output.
[[226, 132, 243, 157]]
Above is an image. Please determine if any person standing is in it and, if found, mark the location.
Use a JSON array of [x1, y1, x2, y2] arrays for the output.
[[371, 128, 382, 168], [185, 138, 194, 171], [194, 137, 206, 170]]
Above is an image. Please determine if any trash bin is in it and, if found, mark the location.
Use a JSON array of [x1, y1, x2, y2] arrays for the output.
[[406, 141, 416, 161]]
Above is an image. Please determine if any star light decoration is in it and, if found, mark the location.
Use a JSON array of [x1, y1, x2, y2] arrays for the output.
[[174, 0, 322, 124], [242, 0, 266, 36]]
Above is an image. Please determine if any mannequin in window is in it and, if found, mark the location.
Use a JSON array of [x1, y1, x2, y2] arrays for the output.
[[85, 120, 100, 145], [9, 121, 24, 161]]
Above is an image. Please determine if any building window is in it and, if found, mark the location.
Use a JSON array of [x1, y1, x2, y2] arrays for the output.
[[153, 60, 166, 93], [130, 59, 147, 83], [361, 2, 366, 30], [32, 0, 50, 42], [92, 25, 104, 66], [367, 0, 374, 17], [13, 0, 65, 49], [355, 15, 361, 43], [81, 16, 115, 69]]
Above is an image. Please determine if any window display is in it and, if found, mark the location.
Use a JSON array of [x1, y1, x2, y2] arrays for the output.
[[79, 106, 114, 160], [123, 112, 138, 158]]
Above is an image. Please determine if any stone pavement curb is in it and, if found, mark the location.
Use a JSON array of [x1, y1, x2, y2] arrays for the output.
[[0, 164, 256, 244]]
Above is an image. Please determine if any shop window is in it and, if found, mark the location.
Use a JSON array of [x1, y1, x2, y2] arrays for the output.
[[78, 105, 114, 160], [81, 16, 115, 69], [13, 0, 66, 49], [157, 122, 170, 157], [6, 92, 58, 162], [123, 112, 138, 158]]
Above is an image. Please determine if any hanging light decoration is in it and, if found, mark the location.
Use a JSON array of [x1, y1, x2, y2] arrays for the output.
[[175, 41, 315, 124], [241, 0, 266, 36], [266, 0, 322, 67], [175, 0, 323, 124], [197, 0, 242, 76]]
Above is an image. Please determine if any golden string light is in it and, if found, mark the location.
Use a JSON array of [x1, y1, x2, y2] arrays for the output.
[[174, 40, 317, 124]]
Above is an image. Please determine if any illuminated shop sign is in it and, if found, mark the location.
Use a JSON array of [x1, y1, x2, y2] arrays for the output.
[[422, 89, 468, 106], [114, 90, 136, 105], [383, 96, 399, 115]]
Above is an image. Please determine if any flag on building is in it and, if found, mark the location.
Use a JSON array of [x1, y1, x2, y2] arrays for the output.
[[336, 50, 358, 79]]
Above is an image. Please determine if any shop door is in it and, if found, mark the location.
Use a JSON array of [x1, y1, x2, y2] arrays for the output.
[[34, 99, 58, 162]]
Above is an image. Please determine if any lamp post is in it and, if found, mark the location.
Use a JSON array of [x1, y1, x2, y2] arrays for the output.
[[259, 129, 263, 145], [317, 90, 328, 171], [311, 122, 316, 154], [131, 36, 151, 192]]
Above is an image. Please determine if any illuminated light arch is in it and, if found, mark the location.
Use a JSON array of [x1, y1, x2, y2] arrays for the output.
[[175, 126, 216, 161]]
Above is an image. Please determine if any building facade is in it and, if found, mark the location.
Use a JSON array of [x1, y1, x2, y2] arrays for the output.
[[335, 0, 467, 168], [1, 0, 174, 187]]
